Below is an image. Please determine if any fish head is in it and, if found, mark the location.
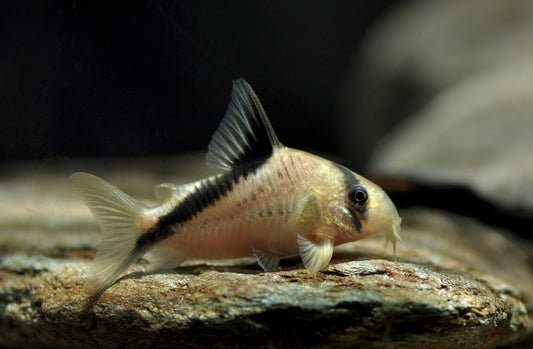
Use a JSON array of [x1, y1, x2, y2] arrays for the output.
[[328, 171, 402, 253]]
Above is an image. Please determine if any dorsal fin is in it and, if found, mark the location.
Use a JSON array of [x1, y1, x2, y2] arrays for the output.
[[206, 78, 283, 171]]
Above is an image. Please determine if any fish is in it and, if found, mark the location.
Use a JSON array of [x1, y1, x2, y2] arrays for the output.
[[71, 78, 403, 295]]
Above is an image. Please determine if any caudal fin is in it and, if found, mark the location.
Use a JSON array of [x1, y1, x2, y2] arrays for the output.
[[70, 172, 149, 295]]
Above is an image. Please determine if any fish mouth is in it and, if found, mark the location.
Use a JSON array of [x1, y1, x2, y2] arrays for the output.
[[361, 185, 404, 258], [361, 213, 403, 258]]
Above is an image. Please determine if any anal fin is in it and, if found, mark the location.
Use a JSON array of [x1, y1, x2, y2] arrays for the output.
[[145, 248, 187, 272], [251, 247, 280, 272], [297, 234, 334, 274]]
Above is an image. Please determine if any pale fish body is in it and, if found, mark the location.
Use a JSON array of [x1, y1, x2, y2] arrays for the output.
[[71, 78, 403, 295]]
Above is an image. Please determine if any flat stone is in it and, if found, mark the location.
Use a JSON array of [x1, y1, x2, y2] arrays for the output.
[[1, 256, 529, 348], [1, 158, 532, 348]]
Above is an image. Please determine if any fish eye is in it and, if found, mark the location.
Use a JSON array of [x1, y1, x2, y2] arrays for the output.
[[349, 185, 368, 204]]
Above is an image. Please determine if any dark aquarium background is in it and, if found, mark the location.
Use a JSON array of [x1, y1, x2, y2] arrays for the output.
[[0, 1, 403, 168]]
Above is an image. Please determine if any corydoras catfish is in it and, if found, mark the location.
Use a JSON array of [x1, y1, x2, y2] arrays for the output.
[[71, 78, 403, 295]]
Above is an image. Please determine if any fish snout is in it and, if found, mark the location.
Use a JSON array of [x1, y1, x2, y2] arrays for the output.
[[362, 187, 403, 253]]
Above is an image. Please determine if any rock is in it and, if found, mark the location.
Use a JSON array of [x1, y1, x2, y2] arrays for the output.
[[338, 0, 533, 210], [1, 157, 532, 348], [340, 0, 533, 167], [368, 59, 533, 209]]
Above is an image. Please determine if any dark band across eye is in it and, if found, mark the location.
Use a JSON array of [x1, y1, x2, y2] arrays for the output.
[[349, 185, 368, 204]]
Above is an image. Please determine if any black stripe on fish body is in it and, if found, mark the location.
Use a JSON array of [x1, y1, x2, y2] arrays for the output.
[[346, 207, 364, 231], [135, 79, 286, 251], [134, 159, 269, 250], [135, 224, 174, 249], [332, 162, 360, 189], [333, 163, 370, 210], [332, 162, 369, 230]]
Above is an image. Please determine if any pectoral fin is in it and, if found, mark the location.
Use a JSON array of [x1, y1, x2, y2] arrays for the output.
[[251, 247, 280, 272], [295, 190, 335, 273], [297, 234, 334, 274]]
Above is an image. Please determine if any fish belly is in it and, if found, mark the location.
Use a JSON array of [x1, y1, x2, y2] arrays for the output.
[[160, 213, 299, 259]]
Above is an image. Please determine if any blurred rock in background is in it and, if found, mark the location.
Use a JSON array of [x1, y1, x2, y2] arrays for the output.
[[369, 59, 533, 209], [342, 0, 533, 174]]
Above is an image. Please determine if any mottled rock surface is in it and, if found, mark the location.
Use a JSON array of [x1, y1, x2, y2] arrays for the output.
[[1, 157, 532, 348]]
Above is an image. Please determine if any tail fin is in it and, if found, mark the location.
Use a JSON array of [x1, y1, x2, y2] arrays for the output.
[[70, 172, 149, 295]]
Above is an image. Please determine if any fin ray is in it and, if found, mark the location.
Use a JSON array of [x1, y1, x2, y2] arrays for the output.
[[206, 78, 282, 171], [70, 172, 150, 295], [297, 234, 334, 274], [251, 247, 280, 272], [145, 248, 187, 272]]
